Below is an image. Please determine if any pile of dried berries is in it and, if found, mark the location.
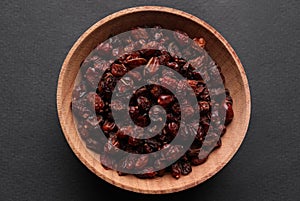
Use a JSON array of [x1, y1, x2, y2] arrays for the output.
[[72, 27, 234, 179]]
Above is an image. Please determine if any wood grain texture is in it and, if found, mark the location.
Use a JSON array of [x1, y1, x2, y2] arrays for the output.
[[56, 6, 251, 194]]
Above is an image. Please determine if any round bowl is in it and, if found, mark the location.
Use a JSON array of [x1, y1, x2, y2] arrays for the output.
[[57, 6, 251, 194]]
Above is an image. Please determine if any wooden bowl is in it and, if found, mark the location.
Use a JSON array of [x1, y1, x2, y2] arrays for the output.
[[57, 6, 251, 194]]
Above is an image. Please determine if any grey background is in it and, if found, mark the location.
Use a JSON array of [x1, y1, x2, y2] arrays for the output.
[[1, 0, 299, 200]]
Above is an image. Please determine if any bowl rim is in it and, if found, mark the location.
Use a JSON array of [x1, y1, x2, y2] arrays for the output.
[[57, 6, 251, 194]]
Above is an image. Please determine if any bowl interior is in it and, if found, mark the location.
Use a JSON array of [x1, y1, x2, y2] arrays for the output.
[[57, 6, 250, 194]]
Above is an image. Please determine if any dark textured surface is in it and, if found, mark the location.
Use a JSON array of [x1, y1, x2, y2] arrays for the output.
[[1, 0, 299, 200]]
